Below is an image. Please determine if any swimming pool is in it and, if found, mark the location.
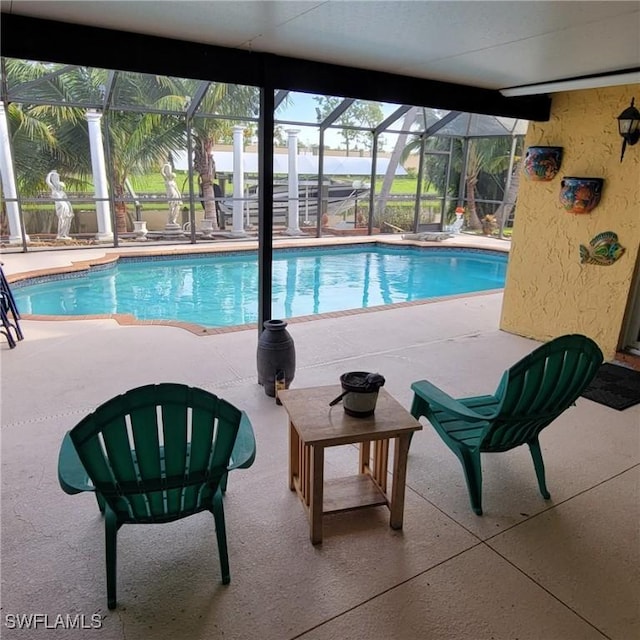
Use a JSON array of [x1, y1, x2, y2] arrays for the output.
[[13, 245, 508, 329]]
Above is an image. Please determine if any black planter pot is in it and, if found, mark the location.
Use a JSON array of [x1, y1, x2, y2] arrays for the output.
[[257, 319, 296, 397]]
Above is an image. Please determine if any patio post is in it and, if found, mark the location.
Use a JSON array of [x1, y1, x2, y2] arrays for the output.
[[283, 129, 302, 236], [0, 102, 28, 245], [85, 110, 114, 241], [230, 125, 248, 237]]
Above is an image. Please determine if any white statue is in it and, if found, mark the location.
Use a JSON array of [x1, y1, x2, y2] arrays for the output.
[[451, 213, 464, 234], [45, 170, 74, 239], [161, 163, 182, 226]]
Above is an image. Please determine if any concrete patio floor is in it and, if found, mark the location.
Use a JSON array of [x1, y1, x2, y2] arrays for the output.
[[0, 241, 638, 640]]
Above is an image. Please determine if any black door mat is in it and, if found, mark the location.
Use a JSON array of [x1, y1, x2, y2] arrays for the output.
[[581, 363, 640, 410]]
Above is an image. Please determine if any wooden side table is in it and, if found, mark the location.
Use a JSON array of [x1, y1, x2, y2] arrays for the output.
[[278, 385, 422, 544]]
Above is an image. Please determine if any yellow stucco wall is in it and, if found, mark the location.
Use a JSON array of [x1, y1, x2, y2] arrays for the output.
[[501, 84, 640, 360]]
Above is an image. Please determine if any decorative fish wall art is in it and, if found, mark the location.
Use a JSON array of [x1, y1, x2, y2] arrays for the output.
[[579, 231, 625, 266]]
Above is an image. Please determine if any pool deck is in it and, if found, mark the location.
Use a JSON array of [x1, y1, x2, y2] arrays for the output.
[[1, 233, 638, 640]]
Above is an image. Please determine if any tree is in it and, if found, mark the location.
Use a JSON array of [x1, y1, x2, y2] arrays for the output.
[[3, 59, 102, 194], [461, 137, 519, 230], [273, 125, 287, 147], [104, 72, 188, 232], [4, 101, 61, 194], [378, 107, 463, 226], [4, 61, 189, 233], [2, 100, 62, 235], [313, 97, 383, 156], [396, 114, 522, 231], [493, 138, 524, 237], [188, 81, 259, 228], [461, 141, 487, 229], [6, 61, 263, 235], [376, 107, 420, 219]]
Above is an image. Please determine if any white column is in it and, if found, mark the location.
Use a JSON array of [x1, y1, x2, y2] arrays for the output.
[[0, 102, 28, 244], [231, 125, 247, 237], [85, 110, 113, 241], [283, 129, 302, 235]]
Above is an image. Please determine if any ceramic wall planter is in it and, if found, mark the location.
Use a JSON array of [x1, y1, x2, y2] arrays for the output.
[[559, 177, 604, 214], [523, 146, 563, 181]]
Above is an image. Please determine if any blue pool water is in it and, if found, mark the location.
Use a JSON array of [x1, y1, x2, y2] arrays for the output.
[[13, 245, 508, 328]]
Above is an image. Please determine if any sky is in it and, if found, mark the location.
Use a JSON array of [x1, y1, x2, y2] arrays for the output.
[[273, 91, 404, 150]]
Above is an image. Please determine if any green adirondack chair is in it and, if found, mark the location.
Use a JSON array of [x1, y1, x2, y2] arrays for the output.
[[58, 383, 256, 609], [410, 334, 603, 515]]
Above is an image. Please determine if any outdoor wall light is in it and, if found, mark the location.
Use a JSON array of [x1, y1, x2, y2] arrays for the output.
[[617, 98, 640, 161]]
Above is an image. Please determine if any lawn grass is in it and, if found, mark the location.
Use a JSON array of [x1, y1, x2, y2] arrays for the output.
[[374, 177, 433, 194], [128, 171, 193, 194], [39, 172, 431, 200], [121, 172, 431, 196]]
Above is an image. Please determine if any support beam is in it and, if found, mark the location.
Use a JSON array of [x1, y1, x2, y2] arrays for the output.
[[258, 88, 275, 333]]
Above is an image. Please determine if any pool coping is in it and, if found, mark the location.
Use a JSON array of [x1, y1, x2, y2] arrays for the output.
[[6, 238, 510, 336]]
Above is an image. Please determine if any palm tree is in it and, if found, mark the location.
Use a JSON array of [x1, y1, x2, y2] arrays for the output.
[[6, 60, 265, 235], [188, 82, 259, 228], [376, 107, 420, 221], [4, 101, 60, 194], [4, 61, 191, 233], [3, 59, 102, 192], [493, 154, 523, 237], [102, 72, 188, 232], [2, 60, 102, 233], [462, 141, 488, 230], [462, 136, 521, 230], [395, 111, 523, 232], [1, 100, 61, 235]]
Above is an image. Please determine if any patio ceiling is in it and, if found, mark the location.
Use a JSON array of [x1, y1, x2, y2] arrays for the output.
[[1, 1, 638, 96]]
